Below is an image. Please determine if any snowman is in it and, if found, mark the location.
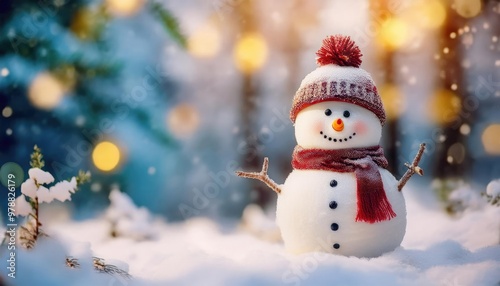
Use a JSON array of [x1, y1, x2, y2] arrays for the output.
[[237, 35, 425, 258]]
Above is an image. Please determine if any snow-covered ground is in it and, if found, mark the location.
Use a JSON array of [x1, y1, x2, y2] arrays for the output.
[[2, 187, 499, 286]]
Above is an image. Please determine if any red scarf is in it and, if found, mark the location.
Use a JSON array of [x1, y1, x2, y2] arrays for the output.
[[291, 145, 396, 223]]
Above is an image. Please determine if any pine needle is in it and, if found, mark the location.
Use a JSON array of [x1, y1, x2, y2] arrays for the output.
[[66, 257, 80, 268], [150, 2, 187, 48], [93, 257, 132, 279]]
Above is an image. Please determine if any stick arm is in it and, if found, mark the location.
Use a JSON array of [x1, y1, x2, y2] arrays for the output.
[[398, 143, 426, 191], [235, 157, 282, 194]]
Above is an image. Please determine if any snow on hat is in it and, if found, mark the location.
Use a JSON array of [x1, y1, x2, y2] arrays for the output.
[[290, 35, 386, 125]]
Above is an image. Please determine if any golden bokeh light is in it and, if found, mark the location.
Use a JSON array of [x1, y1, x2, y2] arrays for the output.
[[454, 0, 481, 18], [428, 89, 462, 124], [187, 21, 222, 58], [92, 141, 121, 172], [167, 103, 200, 138], [233, 32, 268, 74], [379, 84, 405, 120], [106, 0, 144, 17], [28, 72, 65, 110], [377, 18, 410, 51], [482, 124, 500, 155], [2, 106, 13, 118], [413, 0, 446, 29]]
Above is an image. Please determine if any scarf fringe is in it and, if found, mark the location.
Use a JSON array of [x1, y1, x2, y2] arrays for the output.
[[355, 187, 396, 223]]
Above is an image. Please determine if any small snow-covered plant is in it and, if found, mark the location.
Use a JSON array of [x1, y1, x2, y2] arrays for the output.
[[5, 145, 132, 279], [447, 185, 485, 214], [105, 188, 156, 240], [15, 145, 90, 248], [432, 178, 467, 215], [482, 179, 500, 207]]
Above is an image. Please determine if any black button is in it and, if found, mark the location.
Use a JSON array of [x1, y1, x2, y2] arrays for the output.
[[333, 243, 340, 249], [329, 201, 338, 209], [330, 180, 338, 187], [330, 223, 339, 231]]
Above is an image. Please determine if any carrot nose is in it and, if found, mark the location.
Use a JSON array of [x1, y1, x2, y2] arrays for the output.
[[332, 118, 344, 132]]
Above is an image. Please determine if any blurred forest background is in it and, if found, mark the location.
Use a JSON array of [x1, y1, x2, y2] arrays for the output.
[[0, 0, 499, 221]]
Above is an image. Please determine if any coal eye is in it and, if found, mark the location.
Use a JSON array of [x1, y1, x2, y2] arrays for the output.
[[343, 110, 350, 118], [325, 109, 332, 116]]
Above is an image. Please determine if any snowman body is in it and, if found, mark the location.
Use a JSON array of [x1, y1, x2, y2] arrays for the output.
[[276, 100, 407, 257], [276, 168, 406, 257]]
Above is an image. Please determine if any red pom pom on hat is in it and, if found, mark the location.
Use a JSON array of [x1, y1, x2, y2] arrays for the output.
[[316, 35, 362, 68]]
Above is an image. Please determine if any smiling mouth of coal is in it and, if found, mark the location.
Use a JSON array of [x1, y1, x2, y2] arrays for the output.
[[320, 131, 356, 143]]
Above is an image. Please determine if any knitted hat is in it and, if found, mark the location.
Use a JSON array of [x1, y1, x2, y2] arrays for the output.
[[290, 35, 386, 125]]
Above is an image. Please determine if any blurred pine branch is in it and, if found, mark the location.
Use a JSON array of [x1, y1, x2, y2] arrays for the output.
[[150, 1, 187, 48]]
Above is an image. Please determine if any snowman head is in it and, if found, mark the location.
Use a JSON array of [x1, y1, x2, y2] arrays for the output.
[[295, 101, 382, 150], [290, 35, 386, 150]]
